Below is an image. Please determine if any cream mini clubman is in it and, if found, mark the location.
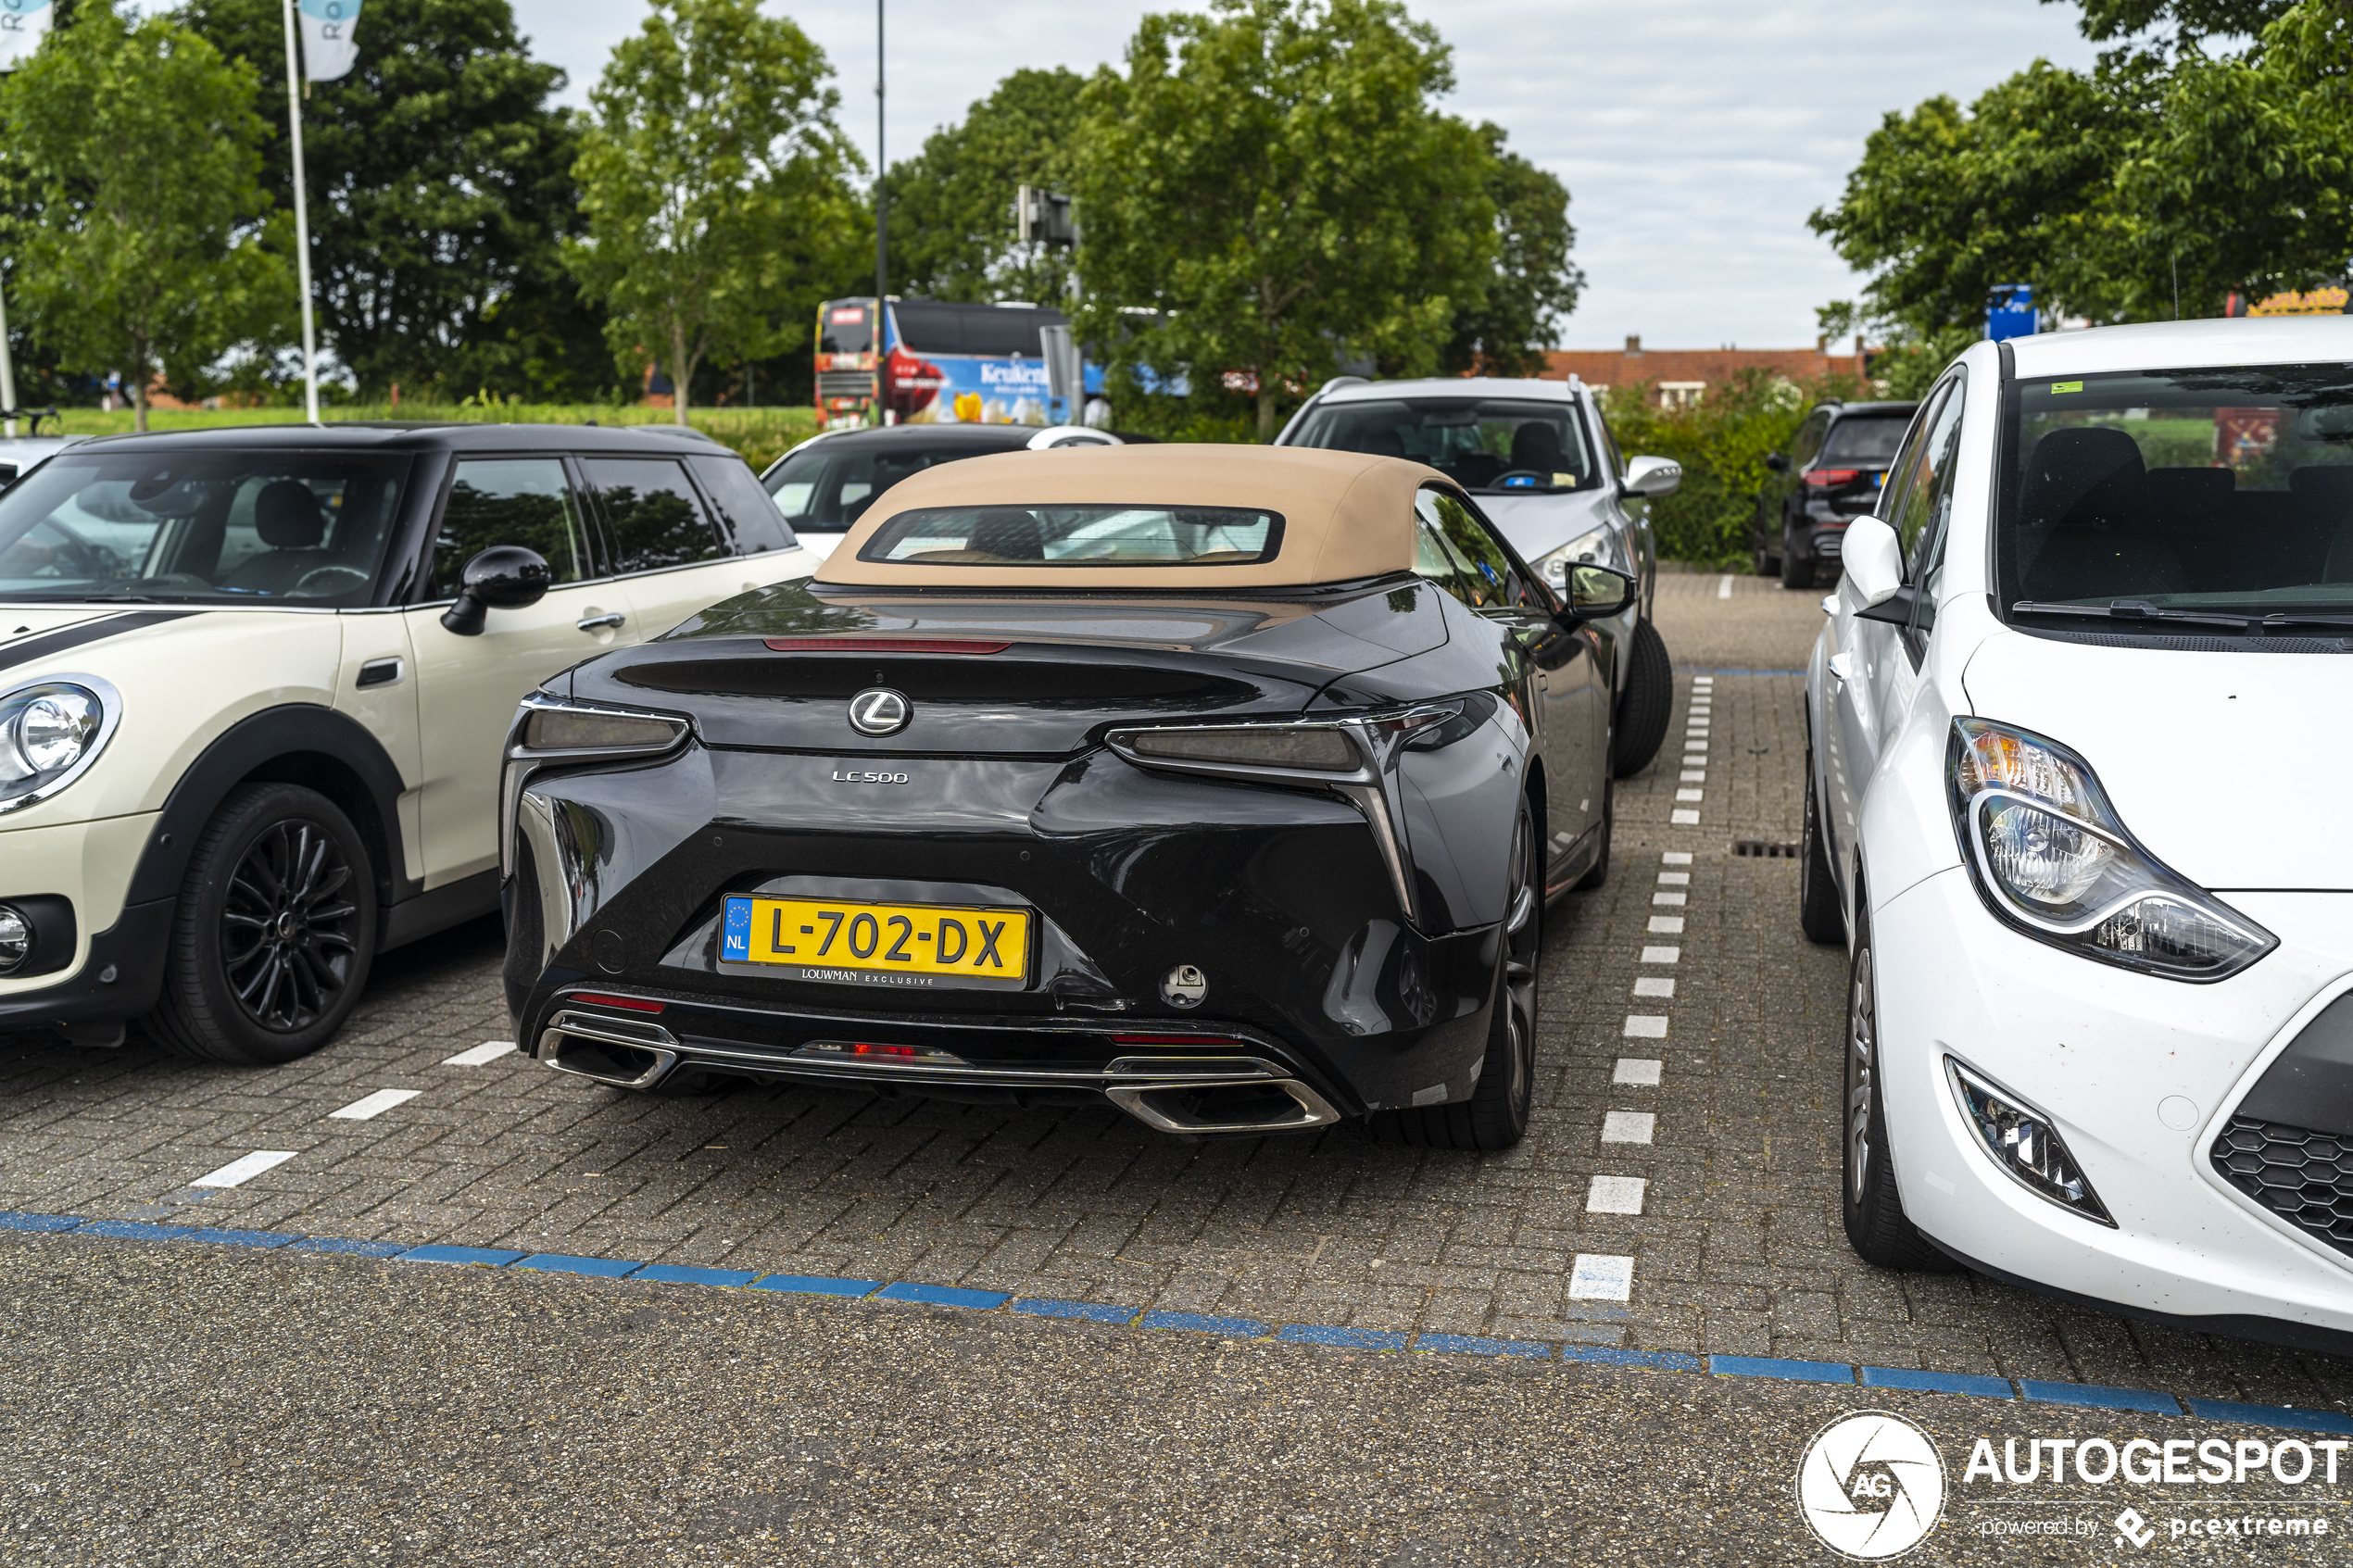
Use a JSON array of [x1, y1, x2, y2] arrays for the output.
[[0, 423, 811, 1061]]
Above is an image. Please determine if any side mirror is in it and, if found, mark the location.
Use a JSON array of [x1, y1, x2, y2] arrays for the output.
[[1764, 451, 1790, 474], [1623, 455, 1681, 497], [440, 545, 551, 635], [1562, 563, 1637, 621], [1841, 516, 1904, 609]]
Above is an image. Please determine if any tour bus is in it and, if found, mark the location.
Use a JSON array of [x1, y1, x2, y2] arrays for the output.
[[814, 296, 1105, 430]]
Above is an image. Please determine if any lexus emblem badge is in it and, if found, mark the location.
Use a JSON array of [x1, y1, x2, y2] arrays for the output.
[[848, 687, 911, 736]]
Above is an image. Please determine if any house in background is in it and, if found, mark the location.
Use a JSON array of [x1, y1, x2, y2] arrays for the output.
[[1538, 335, 1872, 407]]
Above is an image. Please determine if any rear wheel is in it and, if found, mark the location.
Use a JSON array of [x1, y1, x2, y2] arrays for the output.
[[1780, 539, 1817, 590], [1374, 797, 1539, 1151], [1798, 759, 1845, 945], [148, 783, 378, 1065], [1610, 619, 1672, 778], [1841, 910, 1954, 1270]]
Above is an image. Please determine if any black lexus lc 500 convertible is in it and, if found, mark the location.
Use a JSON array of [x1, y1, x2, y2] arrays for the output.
[[498, 445, 1636, 1150]]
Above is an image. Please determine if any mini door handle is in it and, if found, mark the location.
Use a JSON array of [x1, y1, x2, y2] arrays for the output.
[[1827, 652, 1856, 683], [576, 612, 625, 633], [355, 657, 403, 689]]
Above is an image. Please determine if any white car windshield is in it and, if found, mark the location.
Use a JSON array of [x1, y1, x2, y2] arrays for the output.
[[1999, 364, 2353, 627], [1289, 397, 1602, 494], [0, 450, 412, 605]]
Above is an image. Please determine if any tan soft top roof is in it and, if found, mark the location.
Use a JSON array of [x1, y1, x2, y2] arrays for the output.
[[811, 444, 1448, 589]]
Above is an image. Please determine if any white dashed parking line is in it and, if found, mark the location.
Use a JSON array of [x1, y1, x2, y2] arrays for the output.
[[1613, 1058, 1663, 1086], [328, 1089, 423, 1122], [1587, 1175, 1648, 1215], [1632, 976, 1675, 997], [1647, 915, 1685, 934], [1601, 1110, 1655, 1144], [1568, 1253, 1635, 1301], [190, 1150, 297, 1189], [442, 1041, 515, 1066], [1623, 1015, 1668, 1038], [1640, 945, 1680, 963]]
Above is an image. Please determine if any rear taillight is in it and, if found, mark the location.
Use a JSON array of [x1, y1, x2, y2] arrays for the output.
[[762, 637, 1010, 655], [1804, 469, 1861, 487]]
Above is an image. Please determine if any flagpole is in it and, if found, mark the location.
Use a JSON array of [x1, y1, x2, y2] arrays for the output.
[[280, 0, 320, 423]]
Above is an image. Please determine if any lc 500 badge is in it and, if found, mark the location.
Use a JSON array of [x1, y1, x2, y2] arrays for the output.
[[832, 770, 912, 784]]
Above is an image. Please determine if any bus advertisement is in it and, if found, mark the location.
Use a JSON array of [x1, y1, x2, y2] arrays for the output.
[[815, 296, 1104, 430]]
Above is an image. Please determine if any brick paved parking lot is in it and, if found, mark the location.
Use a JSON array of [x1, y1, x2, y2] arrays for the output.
[[6, 567, 2350, 1418]]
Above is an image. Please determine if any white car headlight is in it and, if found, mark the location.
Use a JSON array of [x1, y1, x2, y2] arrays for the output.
[[1531, 525, 1624, 590], [1946, 717, 2273, 982], [0, 677, 117, 814]]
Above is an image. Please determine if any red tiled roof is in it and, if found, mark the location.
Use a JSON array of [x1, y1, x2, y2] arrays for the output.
[[1538, 346, 1866, 389]]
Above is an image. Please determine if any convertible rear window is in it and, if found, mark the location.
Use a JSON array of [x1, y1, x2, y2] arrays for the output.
[[859, 505, 1281, 567], [1997, 363, 2353, 624]]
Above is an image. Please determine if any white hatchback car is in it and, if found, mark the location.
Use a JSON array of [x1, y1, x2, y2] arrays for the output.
[[1806, 317, 2353, 1353], [0, 423, 812, 1061]]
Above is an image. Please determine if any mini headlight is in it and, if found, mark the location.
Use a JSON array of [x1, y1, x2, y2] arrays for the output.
[[1946, 717, 2273, 982], [0, 679, 116, 814], [1532, 525, 1623, 589]]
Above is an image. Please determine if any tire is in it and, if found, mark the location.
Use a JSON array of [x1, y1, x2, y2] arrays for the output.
[[1573, 777, 1612, 891], [1610, 618, 1672, 779], [1841, 908, 1954, 1270], [147, 783, 379, 1065], [1798, 758, 1845, 945], [1373, 797, 1539, 1151], [1754, 505, 1780, 576], [1780, 539, 1817, 590]]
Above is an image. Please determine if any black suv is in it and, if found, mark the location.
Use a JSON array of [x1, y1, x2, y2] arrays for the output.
[[1754, 399, 1918, 588]]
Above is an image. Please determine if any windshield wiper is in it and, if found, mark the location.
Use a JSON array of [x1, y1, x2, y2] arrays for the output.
[[2009, 599, 2255, 631]]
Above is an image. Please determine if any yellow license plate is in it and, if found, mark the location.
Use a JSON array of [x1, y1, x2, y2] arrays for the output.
[[721, 895, 1031, 985]]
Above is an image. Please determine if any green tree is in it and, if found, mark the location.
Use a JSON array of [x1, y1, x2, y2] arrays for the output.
[[183, 0, 600, 402], [1073, 0, 1497, 441], [0, 3, 290, 429], [1438, 122, 1582, 378], [566, 0, 862, 423], [886, 67, 1086, 305]]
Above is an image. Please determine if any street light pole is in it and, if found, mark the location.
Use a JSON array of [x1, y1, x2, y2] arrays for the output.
[[874, 0, 886, 307], [0, 278, 19, 439], [280, 0, 320, 423]]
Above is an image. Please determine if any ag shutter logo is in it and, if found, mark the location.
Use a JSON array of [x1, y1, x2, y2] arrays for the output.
[[1795, 1411, 1947, 1560]]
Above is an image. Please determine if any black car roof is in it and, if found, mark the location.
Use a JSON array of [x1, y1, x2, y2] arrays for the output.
[[1821, 400, 1918, 419], [58, 421, 736, 456], [792, 424, 1044, 453]]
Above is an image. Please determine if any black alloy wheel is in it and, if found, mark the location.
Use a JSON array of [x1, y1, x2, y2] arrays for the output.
[[149, 783, 379, 1065], [1375, 797, 1540, 1151], [1840, 906, 1953, 1270], [1610, 618, 1673, 778], [1798, 757, 1845, 944]]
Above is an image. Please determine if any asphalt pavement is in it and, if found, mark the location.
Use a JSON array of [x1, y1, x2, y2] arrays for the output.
[[5, 565, 2352, 1563]]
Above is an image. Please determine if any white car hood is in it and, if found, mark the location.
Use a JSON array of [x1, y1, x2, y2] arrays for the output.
[[1465, 489, 1617, 564], [1963, 629, 2353, 890]]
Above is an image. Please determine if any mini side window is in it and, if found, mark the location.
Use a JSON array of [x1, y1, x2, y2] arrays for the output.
[[585, 456, 727, 574], [432, 458, 591, 598]]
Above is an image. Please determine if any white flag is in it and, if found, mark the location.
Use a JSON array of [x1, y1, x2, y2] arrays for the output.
[[297, 0, 364, 82], [0, 0, 53, 72]]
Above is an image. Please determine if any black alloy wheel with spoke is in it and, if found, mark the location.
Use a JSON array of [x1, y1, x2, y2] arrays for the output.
[[149, 783, 379, 1065], [1840, 905, 1954, 1270], [1376, 797, 1540, 1151]]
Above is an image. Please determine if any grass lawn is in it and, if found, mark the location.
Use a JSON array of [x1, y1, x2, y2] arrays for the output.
[[37, 403, 824, 471]]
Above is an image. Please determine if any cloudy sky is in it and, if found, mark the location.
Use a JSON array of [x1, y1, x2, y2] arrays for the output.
[[509, 0, 2099, 350]]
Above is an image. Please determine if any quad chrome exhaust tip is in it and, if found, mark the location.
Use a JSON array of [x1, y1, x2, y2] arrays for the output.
[[536, 1009, 680, 1089]]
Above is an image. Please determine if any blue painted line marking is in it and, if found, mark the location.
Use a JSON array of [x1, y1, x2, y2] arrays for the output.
[[1416, 1333, 1552, 1360], [1563, 1346, 1705, 1373], [1711, 1355, 1855, 1385], [1139, 1311, 1270, 1337], [635, 1264, 760, 1288], [2183, 1398, 2353, 1436], [1278, 1324, 1409, 1351], [1861, 1367, 2015, 1399], [76, 1221, 199, 1242], [875, 1282, 1012, 1311], [396, 1245, 526, 1267], [516, 1253, 642, 1279], [2019, 1380, 2181, 1415], [181, 1227, 301, 1250], [749, 1273, 883, 1298], [287, 1237, 409, 1258], [1013, 1298, 1139, 1324], [0, 1212, 86, 1233]]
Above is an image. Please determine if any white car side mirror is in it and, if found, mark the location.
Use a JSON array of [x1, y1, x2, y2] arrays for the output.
[[1842, 515, 1904, 608], [1623, 455, 1681, 497]]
